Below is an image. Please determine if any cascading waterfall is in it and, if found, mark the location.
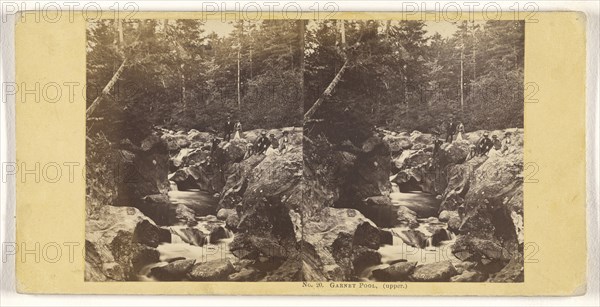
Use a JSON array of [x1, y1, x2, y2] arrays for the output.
[[137, 186, 236, 281], [360, 178, 460, 281]]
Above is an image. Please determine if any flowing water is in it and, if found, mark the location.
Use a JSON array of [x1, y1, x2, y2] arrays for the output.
[[139, 180, 458, 281], [138, 181, 235, 281], [360, 183, 459, 281]]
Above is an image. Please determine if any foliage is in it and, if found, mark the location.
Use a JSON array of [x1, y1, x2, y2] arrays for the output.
[[305, 20, 524, 134], [87, 19, 304, 143]]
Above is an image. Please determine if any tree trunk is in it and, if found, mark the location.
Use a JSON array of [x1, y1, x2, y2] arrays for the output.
[[304, 19, 351, 121], [181, 67, 186, 108], [86, 58, 128, 117], [340, 20, 346, 46], [460, 45, 464, 112], [237, 21, 243, 110], [304, 59, 349, 121], [237, 47, 241, 109]]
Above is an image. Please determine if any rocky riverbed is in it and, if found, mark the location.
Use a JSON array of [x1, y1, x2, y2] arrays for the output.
[[86, 124, 523, 282], [86, 126, 304, 281], [301, 123, 524, 282]]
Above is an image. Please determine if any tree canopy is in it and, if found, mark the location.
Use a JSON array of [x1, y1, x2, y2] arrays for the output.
[[87, 19, 304, 143], [87, 19, 524, 144], [304, 20, 524, 134]]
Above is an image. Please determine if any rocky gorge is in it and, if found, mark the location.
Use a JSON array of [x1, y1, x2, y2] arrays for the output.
[[301, 118, 524, 282], [86, 126, 305, 281], [86, 123, 524, 283]]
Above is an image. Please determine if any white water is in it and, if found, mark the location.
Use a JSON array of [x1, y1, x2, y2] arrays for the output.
[[360, 182, 459, 281], [138, 187, 235, 281]]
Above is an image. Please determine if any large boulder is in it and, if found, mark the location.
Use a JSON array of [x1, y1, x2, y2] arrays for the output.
[[264, 253, 303, 281], [225, 213, 241, 231], [450, 270, 488, 282], [329, 134, 393, 227], [302, 208, 381, 281], [168, 167, 199, 190], [395, 206, 419, 228], [400, 138, 472, 195], [451, 139, 523, 281], [439, 210, 461, 233], [229, 266, 263, 281], [161, 133, 191, 152], [410, 131, 433, 149], [372, 261, 417, 281], [439, 210, 459, 222], [169, 162, 224, 194], [150, 259, 196, 281], [392, 149, 430, 171], [438, 141, 470, 166], [382, 134, 412, 154], [229, 234, 290, 263], [302, 128, 394, 279], [187, 130, 212, 143], [359, 196, 398, 227], [140, 134, 162, 151], [171, 227, 207, 246], [237, 146, 303, 236], [243, 129, 261, 144], [114, 137, 170, 205], [85, 206, 160, 281], [187, 259, 236, 281], [489, 254, 524, 282], [396, 229, 428, 249], [410, 261, 458, 282], [135, 194, 196, 226], [216, 208, 236, 220], [218, 154, 265, 209], [172, 148, 191, 168], [209, 226, 230, 243], [132, 220, 171, 248], [229, 145, 303, 277], [437, 156, 487, 211], [223, 138, 249, 164], [352, 246, 382, 273], [353, 222, 383, 250], [183, 149, 211, 167]]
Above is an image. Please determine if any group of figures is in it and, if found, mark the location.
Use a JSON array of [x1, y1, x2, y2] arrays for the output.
[[433, 116, 514, 163], [220, 116, 291, 159]]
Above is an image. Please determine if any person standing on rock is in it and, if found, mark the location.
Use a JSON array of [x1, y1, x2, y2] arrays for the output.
[[255, 131, 271, 154], [431, 132, 444, 169], [455, 121, 465, 142], [223, 116, 234, 141], [476, 132, 494, 156], [233, 121, 243, 139], [445, 116, 456, 143], [278, 131, 290, 154], [501, 131, 513, 154]]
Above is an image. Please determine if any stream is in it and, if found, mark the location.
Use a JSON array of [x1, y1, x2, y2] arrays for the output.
[[138, 182, 235, 281], [360, 183, 459, 281], [137, 181, 458, 281]]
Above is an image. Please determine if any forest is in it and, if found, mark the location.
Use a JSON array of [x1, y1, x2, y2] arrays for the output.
[[87, 19, 524, 140], [305, 20, 524, 133], [87, 19, 304, 144]]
